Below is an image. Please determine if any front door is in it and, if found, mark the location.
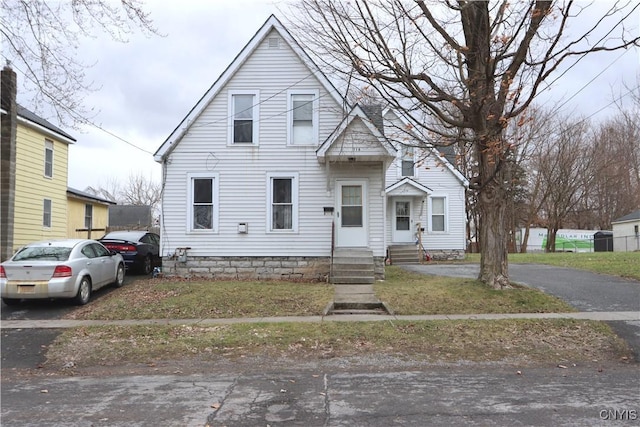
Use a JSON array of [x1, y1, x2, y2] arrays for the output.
[[335, 180, 367, 247], [392, 199, 413, 243]]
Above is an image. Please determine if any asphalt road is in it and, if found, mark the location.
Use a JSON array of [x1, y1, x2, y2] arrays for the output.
[[402, 263, 640, 359], [1, 364, 638, 426]]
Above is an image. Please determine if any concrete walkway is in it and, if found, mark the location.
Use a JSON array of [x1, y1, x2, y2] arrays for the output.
[[1, 311, 638, 329]]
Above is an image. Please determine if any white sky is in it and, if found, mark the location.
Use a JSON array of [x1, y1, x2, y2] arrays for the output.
[[16, 0, 640, 193]]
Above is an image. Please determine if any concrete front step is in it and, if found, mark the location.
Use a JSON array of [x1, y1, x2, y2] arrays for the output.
[[331, 248, 375, 285], [325, 301, 390, 315], [388, 244, 421, 265]]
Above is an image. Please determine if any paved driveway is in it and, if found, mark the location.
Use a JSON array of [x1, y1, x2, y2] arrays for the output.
[[401, 263, 640, 358]]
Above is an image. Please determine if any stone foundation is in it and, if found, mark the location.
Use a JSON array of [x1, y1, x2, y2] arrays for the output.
[[427, 249, 466, 261], [161, 256, 331, 281]]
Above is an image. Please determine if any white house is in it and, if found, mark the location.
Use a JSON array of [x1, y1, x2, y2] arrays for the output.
[[611, 210, 640, 252], [153, 15, 467, 281]]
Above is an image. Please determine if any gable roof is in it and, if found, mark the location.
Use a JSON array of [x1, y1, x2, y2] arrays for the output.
[[612, 209, 640, 224], [153, 15, 345, 162], [383, 108, 468, 187], [385, 177, 432, 196], [67, 187, 117, 205], [9, 105, 76, 144], [316, 104, 396, 162]]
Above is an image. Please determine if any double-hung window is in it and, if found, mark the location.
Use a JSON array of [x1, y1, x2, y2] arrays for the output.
[[268, 173, 298, 232], [288, 90, 318, 145], [229, 90, 259, 144], [188, 173, 219, 232], [43, 199, 52, 228], [429, 196, 447, 232], [84, 204, 93, 229], [44, 140, 54, 178], [400, 146, 414, 177]]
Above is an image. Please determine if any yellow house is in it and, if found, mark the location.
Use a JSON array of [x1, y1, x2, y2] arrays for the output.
[[9, 105, 77, 252], [67, 187, 116, 239]]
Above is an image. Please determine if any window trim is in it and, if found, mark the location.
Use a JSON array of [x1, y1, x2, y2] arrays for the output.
[[84, 204, 93, 229], [398, 145, 415, 178], [428, 195, 448, 233], [187, 172, 220, 233], [266, 172, 299, 233], [287, 90, 319, 146], [43, 198, 52, 228], [228, 90, 260, 146], [44, 140, 54, 178]]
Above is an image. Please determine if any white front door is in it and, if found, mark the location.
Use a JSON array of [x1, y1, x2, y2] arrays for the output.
[[336, 180, 367, 247], [392, 199, 414, 243]]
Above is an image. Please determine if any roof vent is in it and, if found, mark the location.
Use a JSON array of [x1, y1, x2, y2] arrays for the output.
[[268, 37, 280, 49]]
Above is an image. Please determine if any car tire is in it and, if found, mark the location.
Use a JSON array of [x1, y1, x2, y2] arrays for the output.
[[74, 277, 92, 305], [113, 263, 125, 288], [2, 297, 21, 306], [141, 255, 153, 275]]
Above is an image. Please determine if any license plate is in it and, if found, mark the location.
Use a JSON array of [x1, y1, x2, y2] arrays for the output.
[[17, 285, 36, 294]]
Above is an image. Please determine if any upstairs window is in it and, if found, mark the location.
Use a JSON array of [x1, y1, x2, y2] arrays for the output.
[[44, 140, 54, 178], [401, 146, 414, 177], [229, 91, 259, 144], [288, 91, 318, 145]]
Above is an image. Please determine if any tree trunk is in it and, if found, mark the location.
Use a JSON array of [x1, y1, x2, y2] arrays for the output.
[[477, 178, 511, 289], [520, 225, 531, 254]]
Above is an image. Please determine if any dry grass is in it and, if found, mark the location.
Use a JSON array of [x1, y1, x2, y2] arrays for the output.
[[46, 319, 631, 369], [376, 267, 576, 314]]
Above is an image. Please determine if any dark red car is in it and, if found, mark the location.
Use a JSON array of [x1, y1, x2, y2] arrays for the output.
[[99, 231, 160, 275]]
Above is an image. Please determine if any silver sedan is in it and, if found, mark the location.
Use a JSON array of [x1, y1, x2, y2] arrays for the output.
[[0, 239, 125, 306]]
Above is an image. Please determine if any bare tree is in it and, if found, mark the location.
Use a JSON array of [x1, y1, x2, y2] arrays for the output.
[[1, 0, 159, 128], [535, 117, 591, 251], [290, 0, 639, 288], [85, 173, 161, 218]]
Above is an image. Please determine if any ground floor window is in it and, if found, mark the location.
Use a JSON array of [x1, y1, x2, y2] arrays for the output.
[[268, 173, 298, 232], [188, 173, 219, 232], [429, 196, 447, 232]]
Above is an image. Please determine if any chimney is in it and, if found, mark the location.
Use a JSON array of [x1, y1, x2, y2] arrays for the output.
[[1, 64, 17, 261]]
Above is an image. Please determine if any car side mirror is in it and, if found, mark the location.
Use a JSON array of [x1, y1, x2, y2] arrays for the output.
[[110, 250, 118, 256]]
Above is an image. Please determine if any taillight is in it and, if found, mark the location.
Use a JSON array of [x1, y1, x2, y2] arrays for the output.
[[105, 244, 136, 252], [52, 265, 72, 278], [0, 266, 5, 278]]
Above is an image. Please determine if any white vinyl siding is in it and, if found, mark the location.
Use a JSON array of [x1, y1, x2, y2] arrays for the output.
[[287, 90, 318, 145], [229, 90, 259, 145], [44, 140, 53, 178], [158, 28, 385, 258], [187, 173, 219, 232], [267, 172, 299, 232], [43, 199, 52, 228]]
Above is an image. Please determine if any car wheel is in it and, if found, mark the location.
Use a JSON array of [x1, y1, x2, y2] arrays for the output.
[[2, 297, 21, 306], [142, 255, 153, 275], [74, 277, 92, 305], [113, 263, 125, 288]]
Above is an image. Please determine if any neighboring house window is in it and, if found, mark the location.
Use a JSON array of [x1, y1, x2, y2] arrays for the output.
[[43, 199, 52, 228], [401, 146, 414, 177], [268, 173, 298, 232], [288, 90, 318, 145], [188, 173, 219, 232], [229, 90, 259, 144], [44, 140, 53, 178], [429, 196, 447, 232], [84, 204, 93, 229]]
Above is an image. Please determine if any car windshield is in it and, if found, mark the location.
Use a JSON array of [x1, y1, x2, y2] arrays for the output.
[[13, 246, 72, 261]]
